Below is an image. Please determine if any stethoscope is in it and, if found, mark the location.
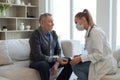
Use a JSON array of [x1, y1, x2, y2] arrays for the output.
[[87, 26, 94, 37], [84, 26, 94, 50]]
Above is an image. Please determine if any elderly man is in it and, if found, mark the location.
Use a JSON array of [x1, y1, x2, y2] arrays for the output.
[[29, 13, 72, 80]]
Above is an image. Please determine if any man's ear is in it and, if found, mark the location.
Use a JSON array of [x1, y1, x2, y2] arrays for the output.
[[40, 21, 44, 26]]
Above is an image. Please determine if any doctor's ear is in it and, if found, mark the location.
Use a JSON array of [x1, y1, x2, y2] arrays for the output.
[[75, 21, 77, 24], [81, 17, 86, 22], [81, 17, 88, 25]]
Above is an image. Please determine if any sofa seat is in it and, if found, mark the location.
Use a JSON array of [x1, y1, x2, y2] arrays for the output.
[[0, 76, 10, 80], [0, 60, 30, 71], [0, 67, 40, 80], [0, 60, 41, 80]]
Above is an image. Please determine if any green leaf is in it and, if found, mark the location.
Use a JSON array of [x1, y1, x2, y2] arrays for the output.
[[0, 4, 9, 13]]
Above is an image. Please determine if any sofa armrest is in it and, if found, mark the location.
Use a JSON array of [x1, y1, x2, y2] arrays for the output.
[[113, 49, 120, 68], [61, 40, 81, 57], [113, 49, 120, 62]]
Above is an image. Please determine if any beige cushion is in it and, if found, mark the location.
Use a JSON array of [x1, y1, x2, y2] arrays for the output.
[[118, 61, 120, 68], [0, 41, 12, 65], [101, 68, 120, 80], [113, 49, 120, 67], [61, 40, 81, 57], [113, 49, 120, 62], [7, 39, 30, 61], [0, 67, 41, 80]]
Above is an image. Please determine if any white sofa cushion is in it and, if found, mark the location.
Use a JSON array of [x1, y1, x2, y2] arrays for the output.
[[7, 39, 30, 61], [0, 41, 12, 65]]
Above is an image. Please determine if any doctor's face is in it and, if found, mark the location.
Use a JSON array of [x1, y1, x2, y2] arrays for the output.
[[74, 17, 84, 25], [75, 17, 89, 30]]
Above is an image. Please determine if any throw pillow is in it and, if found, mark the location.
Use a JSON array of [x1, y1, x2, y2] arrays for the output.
[[0, 42, 13, 65], [7, 39, 30, 61]]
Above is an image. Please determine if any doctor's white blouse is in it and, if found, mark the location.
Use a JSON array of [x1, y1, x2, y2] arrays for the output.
[[80, 25, 117, 80]]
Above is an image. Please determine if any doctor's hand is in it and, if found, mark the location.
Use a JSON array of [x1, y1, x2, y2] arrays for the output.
[[70, 56, 82, 65], [57, 58, 68, 65]]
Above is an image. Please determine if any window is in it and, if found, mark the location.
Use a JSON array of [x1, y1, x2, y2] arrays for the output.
[[72, 0, 96, 53], [48, 0, 96, 54], [51, 0, 96, 42], [116, 0, 120, 49], [52, 0, 70, 40], [73, 0, 96, 44]]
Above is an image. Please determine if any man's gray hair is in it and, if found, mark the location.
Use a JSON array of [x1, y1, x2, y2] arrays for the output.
[[39, 13, 52, 23]]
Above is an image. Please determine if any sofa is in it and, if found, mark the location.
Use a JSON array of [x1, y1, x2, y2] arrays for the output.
[[0, 39, 80, 80], [0, 39, 120, 80]]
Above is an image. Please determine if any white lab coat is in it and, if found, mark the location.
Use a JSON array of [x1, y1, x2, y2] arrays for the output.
[[81, 26, 117, 80]]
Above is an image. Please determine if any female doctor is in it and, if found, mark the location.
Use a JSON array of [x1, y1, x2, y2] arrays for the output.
[[70, 9, 117, 80]]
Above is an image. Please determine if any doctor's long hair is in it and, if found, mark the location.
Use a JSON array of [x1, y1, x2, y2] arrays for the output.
[[75, 9, 95, 27]]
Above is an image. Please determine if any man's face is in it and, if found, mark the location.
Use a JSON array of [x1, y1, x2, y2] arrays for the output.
[[41, 15, 54, 32]]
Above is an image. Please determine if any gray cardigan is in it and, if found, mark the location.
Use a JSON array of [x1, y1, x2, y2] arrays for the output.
[[29, 27, 61, 62]]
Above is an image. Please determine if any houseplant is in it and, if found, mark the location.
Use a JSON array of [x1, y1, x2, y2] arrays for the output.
[[0, 3, 10, 16]]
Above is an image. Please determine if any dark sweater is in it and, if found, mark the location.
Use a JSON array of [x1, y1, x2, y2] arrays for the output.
[[29, 27, 61, 62]]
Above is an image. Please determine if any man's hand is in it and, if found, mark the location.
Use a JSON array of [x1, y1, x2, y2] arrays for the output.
[[70, 56, 82, 65], [73, 55, 80, 58], [57, 58, 68, 65], [51, 64, 58, 76]]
